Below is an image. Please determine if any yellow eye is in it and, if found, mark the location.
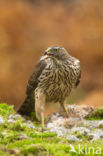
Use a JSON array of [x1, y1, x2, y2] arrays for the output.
[[54, 49, 58, 52]]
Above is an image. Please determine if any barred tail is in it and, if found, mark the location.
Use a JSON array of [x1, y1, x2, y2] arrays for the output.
[[18, 95, 35, 116]]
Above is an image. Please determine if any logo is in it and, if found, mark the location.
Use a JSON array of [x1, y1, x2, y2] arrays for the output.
[[69, 144, 101, 155]]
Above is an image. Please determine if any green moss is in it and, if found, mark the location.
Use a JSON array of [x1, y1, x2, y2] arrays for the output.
[[0, 103, 14, 117], [86, 107, 103, 120], [76, 133, 90, 141], [0, 103, 103, 156]]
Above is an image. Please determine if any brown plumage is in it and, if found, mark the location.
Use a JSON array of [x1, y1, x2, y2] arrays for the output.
[[18, 60, 47, 116], [18, 46, 81, 124]]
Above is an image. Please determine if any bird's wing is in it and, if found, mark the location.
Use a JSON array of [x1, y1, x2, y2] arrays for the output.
[[26, 59, 47, 95]]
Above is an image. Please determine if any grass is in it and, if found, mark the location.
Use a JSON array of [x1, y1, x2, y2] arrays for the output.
[[0, 103, 103, 156], [86, 107, 103, 120]]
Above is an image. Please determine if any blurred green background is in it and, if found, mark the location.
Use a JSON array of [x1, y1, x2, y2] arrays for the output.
[[0, 0, 103, 113]]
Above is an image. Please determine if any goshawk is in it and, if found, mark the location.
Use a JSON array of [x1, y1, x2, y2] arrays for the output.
[[18, 46, 81, 127]]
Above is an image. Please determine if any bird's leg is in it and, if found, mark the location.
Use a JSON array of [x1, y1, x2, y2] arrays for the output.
[[41, 112, 45, 129], [60, 102, 69, 118], [35, 89, 46, 129]]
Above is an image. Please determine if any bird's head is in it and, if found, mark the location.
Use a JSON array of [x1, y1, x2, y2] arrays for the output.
[[43, 46, 70, 61], [40, 46, 80, 65]]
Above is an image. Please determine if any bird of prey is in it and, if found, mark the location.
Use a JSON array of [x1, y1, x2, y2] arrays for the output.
[[18, 46, 81, 127]]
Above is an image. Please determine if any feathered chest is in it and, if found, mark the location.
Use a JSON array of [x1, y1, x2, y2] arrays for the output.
[[37, 60, 80, 102]]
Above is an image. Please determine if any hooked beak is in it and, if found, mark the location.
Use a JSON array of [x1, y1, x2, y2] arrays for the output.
[[44, 51, 53, 56], [40, 55, 48, 60], [40, 51, 53, 61]]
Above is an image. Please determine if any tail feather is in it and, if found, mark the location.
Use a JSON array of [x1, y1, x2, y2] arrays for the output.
[[18, 96, 35, 116]]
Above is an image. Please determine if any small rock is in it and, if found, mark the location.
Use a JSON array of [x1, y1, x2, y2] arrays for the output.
[[93, 129, 103, 138], [27, 120, 33, 124], [83, 120, 99, 129], [88, 133, 100, 141], [49, 126, 68, 136], [27, 124, 35, 129], [2, 131, 7, 136], [97, 120, 103, 128], [67, 135, 80, 142], [71, 127, 90, 135], [47, 123, 55, 129], [8, 119, 16, 124], [18, 134, 28, 140], [57, 130, 64, 137], [0, 117, 5, 124], [9, 114, 22, 120]]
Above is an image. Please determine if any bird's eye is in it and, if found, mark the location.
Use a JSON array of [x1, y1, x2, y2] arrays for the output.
[[48, 49, 50, 52], [54, 49, 58, 52]]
